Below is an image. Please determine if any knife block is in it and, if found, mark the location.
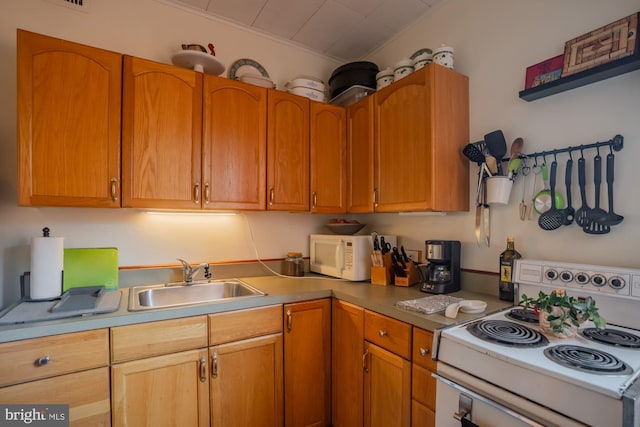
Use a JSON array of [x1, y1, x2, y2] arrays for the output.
[[371, 252, 394, 286], [395, 261, 421, 287]]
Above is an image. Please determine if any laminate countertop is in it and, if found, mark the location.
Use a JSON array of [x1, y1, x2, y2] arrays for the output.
[[0, 274, 512, 343]]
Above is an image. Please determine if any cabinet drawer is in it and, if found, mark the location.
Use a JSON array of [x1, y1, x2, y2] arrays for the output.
[[412, 328, 437, 371], [0, 367, 111, 426], [0, 329, 109, 387], [209, 304, 282, 345], [364, 310, 411, 359], [412, 364, 436, 410], [111, 316, 207, 363]]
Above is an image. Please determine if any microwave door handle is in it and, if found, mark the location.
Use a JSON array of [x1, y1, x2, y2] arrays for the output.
[[335, 240, 345, 272]]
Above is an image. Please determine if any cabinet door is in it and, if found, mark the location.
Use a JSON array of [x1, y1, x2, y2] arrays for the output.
[[0, 367, 111, 427], [284, 299, 331, 427], [374, 65, 469, 212], [363, 342, 411, 427], [122, 56, 203, 209], [310, 102, 347, 213], [112, 349, 209, 427], [203, 76, 267, 210], [332, 299, 364, 427], [210, 334, 283, 427], [17, 29, 122, 207], [267, 90, 310, 211], [347, 95, 375, 213]]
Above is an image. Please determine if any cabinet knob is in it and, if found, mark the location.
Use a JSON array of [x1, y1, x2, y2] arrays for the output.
[[378, 329, 387, 337], [269, 187, 275, 206], [312, 192, 317, 209], [286, 309, 292, 332], [204, 183, 210, 204], [362, 349, 369, 373], [199, 356, 207, 382], [211, 352, 218, 378], [419, 347, 429, 357], [194, 183, 201, 204], [373, 188, 379, 208], [34, 356, 50, 367]]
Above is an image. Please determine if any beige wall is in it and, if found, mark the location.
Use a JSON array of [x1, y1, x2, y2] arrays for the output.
[[1, 0, 640, 307]]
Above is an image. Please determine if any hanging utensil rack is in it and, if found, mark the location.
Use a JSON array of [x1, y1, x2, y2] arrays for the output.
[[501, 134, 623, 163]]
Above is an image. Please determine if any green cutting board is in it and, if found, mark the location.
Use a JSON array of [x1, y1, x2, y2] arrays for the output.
[[63, 248, 118, 292]]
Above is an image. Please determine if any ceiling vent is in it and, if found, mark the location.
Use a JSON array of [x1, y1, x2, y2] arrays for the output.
[[45, 0, 90, 13]]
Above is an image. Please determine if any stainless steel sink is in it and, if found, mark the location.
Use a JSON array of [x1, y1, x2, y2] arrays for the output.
[[128, 279, 266, 311]]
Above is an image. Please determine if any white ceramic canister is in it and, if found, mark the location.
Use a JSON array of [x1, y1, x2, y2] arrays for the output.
[[393, 58, 414, 81], [376, 68, 394, 90], [432, 45, 454, 69], [413, 52, 432, 70]]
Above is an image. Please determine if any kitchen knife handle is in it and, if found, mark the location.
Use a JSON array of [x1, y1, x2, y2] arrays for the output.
[[210, 353, 218, 378], [286, 309, 292, 332], [110, 178, 118, 202], [193, 183, 200, 204]]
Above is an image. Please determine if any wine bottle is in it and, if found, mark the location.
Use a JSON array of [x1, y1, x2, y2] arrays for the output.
[[499, 237, 521, 302]]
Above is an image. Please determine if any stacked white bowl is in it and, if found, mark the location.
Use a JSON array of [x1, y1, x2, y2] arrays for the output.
[[285, 75, 326, 102]]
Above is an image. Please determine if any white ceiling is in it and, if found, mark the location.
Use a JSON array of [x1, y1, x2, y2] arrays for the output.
[[167, 0, 442, 61]]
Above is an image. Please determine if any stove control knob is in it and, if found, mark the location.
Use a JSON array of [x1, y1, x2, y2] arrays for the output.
[[545, 269, 558, 281], [591, 274, 606, 287], [560, 271, 573, 282], [576, 273, 590, 285], [609, 276, 625, 290]]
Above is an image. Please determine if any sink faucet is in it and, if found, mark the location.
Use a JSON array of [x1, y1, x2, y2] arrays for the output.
[[177, 259, 211, 284]]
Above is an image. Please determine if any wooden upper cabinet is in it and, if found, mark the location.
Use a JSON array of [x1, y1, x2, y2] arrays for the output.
[[203, 76, 267, 210], [347, 96, 375, 213], [374, 64, 469, 212], [267, 90, 310, 211], [310, 102, 347, 213], [17, 29, 122, 207], [122, 56, 203, 209]]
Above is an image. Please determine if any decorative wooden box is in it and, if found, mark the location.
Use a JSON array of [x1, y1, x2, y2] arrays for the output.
[[524, 54, 564, 89], [563, 12, 639, 77]]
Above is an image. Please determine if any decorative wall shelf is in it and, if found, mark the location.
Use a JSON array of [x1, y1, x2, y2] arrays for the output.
[[519, 52, 640, 101]]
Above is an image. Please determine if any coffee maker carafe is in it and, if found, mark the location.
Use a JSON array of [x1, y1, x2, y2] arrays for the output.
[[421, 240, 461, 294]]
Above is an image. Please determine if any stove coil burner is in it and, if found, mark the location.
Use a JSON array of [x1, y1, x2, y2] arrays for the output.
[[468, 320, 549, 347], [507, 308, 539, 324], [581, 328, 640, 349], [544, 345, 633, 375]]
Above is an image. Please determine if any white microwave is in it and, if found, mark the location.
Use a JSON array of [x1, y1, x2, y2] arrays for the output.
[[309, 234, 397, 281]]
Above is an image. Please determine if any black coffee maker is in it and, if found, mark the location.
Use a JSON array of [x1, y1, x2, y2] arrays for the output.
[[420, 240, 461, 294]]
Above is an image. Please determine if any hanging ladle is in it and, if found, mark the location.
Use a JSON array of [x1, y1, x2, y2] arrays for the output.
[[595, 146, 623, 226]]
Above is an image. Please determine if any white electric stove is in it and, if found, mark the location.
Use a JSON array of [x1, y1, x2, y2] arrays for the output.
[[435, 259, 640, 427]]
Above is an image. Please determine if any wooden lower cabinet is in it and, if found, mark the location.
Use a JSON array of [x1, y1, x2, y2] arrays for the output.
[[111, 348, 210, 427], [284, 299, 331, 427], [0, 367, 111, 426], [363, 342, 411, 427], [0, 329, 110, 426], [332, 299, 364, 427], [209, 305, 284, 427], [412, 328, 437, 427]]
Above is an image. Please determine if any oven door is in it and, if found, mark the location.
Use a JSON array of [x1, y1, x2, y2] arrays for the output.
[[435, 363, 587, 427]]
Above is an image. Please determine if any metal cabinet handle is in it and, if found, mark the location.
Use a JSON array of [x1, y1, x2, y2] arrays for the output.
[[34, 356, 50, 367], [269, 187, 275, 206], [312, 191, 317, 209], [194, 183, 200, 204], [110, 178, 118, 202], [286, 309, 292, 332], [199, 356, 207, 382], [204, 183, 210, 204], [211, 352, 218, 378], [379, 329, 387, 337], [373, 188, 379, 208], [420, 347, 429, 357], [362, 349, 369, 373]]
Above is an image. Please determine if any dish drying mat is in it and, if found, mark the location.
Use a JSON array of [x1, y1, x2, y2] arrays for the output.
[[396, 295, 464, 314], [0, 290, 121, 325]]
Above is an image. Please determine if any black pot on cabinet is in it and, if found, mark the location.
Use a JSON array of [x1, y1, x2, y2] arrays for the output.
[[328, 61, 379, 99]]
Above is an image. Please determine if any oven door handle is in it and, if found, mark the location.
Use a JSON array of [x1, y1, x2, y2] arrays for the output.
[[434, 373, 546, 427]]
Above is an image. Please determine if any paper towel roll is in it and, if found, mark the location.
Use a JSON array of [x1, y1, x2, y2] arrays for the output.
[[30, 235, 64, 300]]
